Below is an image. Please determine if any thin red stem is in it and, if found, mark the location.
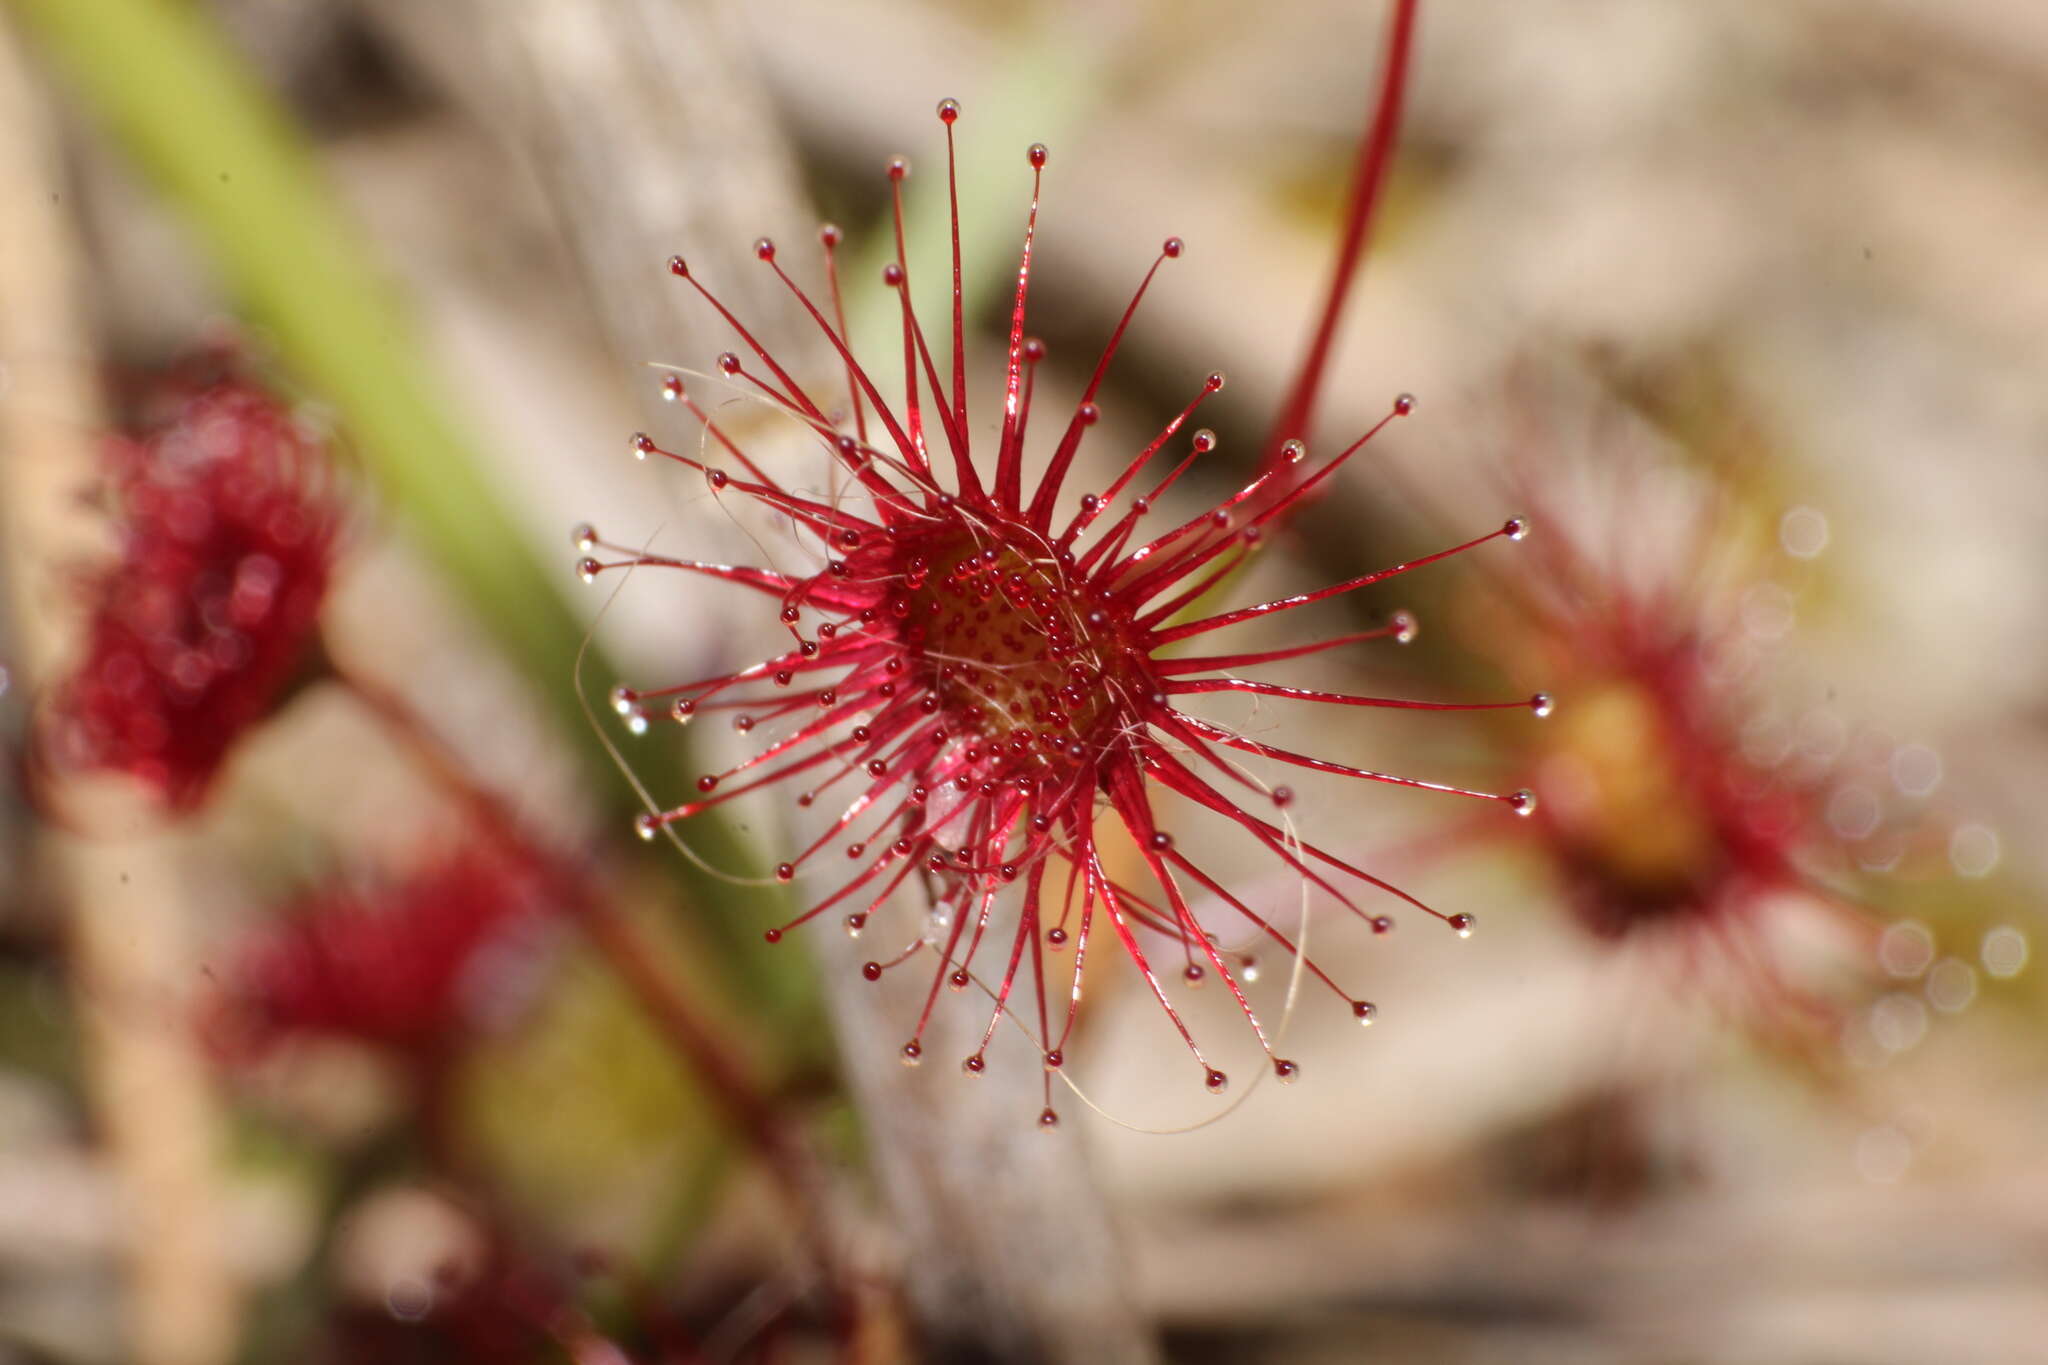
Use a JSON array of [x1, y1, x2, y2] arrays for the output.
[[1261, 0, 1420, 469], [326, 653, 857, 1313]]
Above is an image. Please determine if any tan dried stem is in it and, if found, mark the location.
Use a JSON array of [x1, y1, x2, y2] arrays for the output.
[[0, 18, 239, 1365]]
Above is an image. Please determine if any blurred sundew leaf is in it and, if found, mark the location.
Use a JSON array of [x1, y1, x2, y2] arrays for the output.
[[5, 0, 814, 1021], [459, 939, 726, 1263]]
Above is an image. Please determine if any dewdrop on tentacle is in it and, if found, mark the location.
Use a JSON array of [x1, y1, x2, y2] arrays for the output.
[[587, 98, 1540, 1122]]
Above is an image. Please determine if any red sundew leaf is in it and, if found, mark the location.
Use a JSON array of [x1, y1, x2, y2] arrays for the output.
[[588, 101, 1541, 1121], [211, 849, 560, 1056]]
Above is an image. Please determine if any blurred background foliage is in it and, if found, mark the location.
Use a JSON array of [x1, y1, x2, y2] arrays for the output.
[[1, 0, 2044, 1362]]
